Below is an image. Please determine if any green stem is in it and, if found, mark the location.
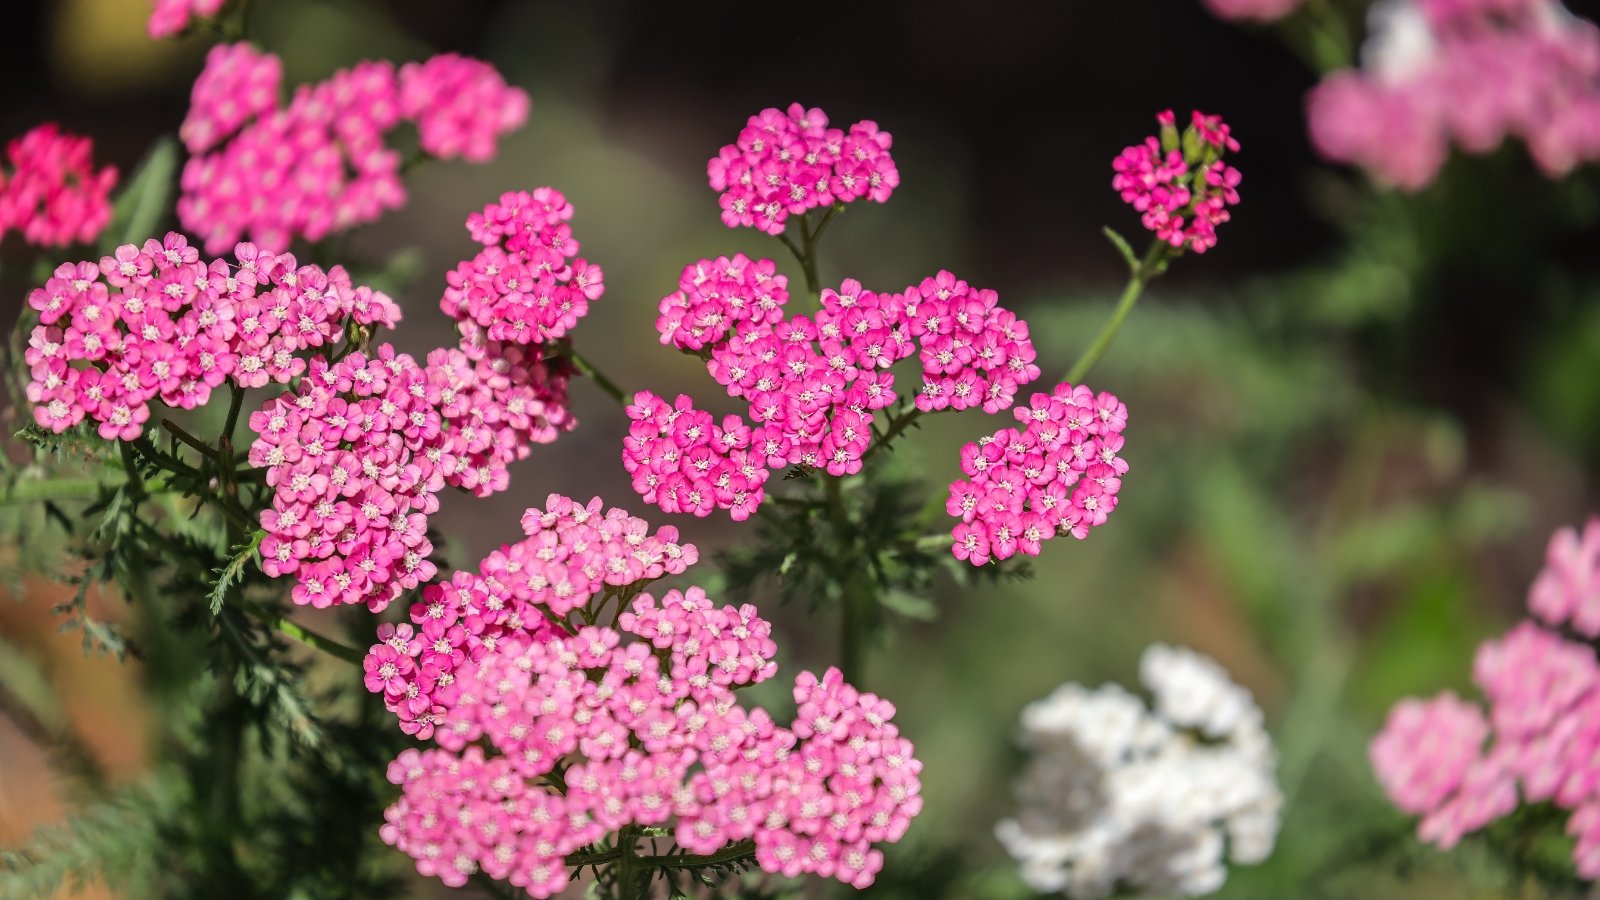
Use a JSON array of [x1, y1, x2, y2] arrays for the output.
[[825, 476, 866, 683], [861, 403, 924, 464], [567, 347, 628, 407], [1063, 241, 1170, 385], [161, 419, 219, 462], [798, 217, 821, 298], [272, 616, 365, 664], [644, 838, 757, 869], [0, 476, 109, 506], [220, 385, 246, 447], [615, 826, 645, 899]]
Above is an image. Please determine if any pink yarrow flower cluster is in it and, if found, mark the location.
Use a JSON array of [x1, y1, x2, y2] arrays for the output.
[[946, 383, 1128, 566], [1372, 518, 1600, 876], [383, 591, 921, 894], [26, 232, 398, 439], [365, 494, 698, 738], [179, 43, 527, 254], [1529, 516, 1600, 637], [1112, 110, 1243, 253], [1202, 0, 1304, 21], [1308, 0, 1600, 189], [147, 0, 224, 38], [0, 125, 117, 248], [708, 102, 898, 235], [442, 189, 604, 346], [632, 267, 1042, 519]]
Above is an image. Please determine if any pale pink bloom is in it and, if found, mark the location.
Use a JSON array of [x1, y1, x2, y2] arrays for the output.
[[1370, 692, 1490, 814], [1528, 517, 1600, 636]]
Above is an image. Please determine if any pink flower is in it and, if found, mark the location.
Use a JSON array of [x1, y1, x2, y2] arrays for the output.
[[0, 125, 117, 248], [398, 55, 529, 162], [1112, 110, 1242, 254], [708, 103, 899, 235], [1370, 692, 1490, 814], [1202, 0, 1303, 21], [1528, 517, 1600, 637], [1307, 0, 1600, 188], [147, 0, 224, 38]]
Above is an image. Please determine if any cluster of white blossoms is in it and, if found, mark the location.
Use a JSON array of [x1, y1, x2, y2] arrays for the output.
[[995, 644, 1282, 898]]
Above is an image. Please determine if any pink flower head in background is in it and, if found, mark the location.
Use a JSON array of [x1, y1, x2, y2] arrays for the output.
[[1371, 516, 1600, 875], [25, 232, 399, 440], [179, 44, 528, 254], [381, 583, 922, 894], [1202, 0, 1304, 22], [364, 494, 698, 738], [708, 102, 898, 235], [1307, 0, 1600, 189], [0, 125, 117, 248], [946, 382, 1128, 566], [443, 189, 602, 346], [1112, 109, 1242, 253], [148, 0, 224, 38], [399, 55, 531, 162], [1529, 516, 1600, 637]]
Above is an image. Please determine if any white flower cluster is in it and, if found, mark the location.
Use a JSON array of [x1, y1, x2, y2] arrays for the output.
[[995, 644, 1281, 898]]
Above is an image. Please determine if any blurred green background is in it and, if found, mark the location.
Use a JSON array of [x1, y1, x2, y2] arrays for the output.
[[2, 0, 1599, 897]]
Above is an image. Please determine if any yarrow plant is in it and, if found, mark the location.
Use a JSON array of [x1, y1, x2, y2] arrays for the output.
[[0, 1, 1258, 891], [996, 644, 1282, 898], [0, 124, 117, 248], [1372, 516, 1600, 876]]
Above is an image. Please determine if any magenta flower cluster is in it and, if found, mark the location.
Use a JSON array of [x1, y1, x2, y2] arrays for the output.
[[442, 189, 605, 347], [632, 268, 1041, 518], [1309, 0, 1600, 189], [656, 254, 789, 352], [947, 383, 1128, 566], [247, 349, 443, 612], [708, 102, 898, 235], [147, 0, 224, 38], [382, 595, 921, 894], [364, 494, 698, 739], [0, 124, 116, 249], [179, 42, 527, 254], [1371, 517, 1600, 876], [1112, 110, 1243, 254], [26, 233, 398, 440]]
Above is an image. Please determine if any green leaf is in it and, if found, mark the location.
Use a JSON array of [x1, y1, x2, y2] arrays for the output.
[[1101, 226, 1139, 272], [879, 588, 938, 621], [103, 136, 179, 251], [209, 530, 264, 614]]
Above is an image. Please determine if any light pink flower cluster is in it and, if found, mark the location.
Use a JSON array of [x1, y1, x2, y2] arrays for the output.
[[708, 102, 898, 235], [147, 0, 224, 38], [946, 383, 1128, 566], [1372, 518, 1600, 877], [26, 232, 397, 439], [1112, 110, 1242, 253], [1308, 0, 1600, 189], [422, 338, 573, 498], [1529, 516, 1600, 637], [382, 591, 921, 894], [248, 348, 444, 611], [364, 494, 698, 738], [0, 124, 117, 248], [442, 189, 604, 346], [656, 254, 789, 352], [179, 43, 527, 254], [1202, 0, 1304, 21], [633, 269, 1042, 519]]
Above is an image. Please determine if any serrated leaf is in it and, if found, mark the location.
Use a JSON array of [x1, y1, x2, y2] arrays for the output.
[[1102, 226, 1140, 272], [209, 530, 264, 614], [104, 136, 179, 251]]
